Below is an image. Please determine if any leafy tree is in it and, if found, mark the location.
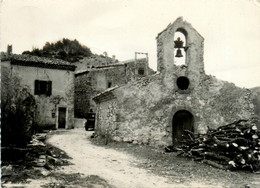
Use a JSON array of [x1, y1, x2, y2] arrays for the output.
[[1, 70, 36, 147], [22, 38, 93, 62]]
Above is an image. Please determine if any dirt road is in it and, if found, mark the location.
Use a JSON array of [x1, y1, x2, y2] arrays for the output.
[[46, 129, 211, 188]]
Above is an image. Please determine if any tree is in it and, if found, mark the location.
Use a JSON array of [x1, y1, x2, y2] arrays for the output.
[[22, 38, 93, 62], [1, 70, 36, 147]]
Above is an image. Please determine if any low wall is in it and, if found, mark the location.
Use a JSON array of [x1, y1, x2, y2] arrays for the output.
[[74, 118, 87, 129]]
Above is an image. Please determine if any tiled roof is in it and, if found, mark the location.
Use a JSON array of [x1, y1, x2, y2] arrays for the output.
[[93, 72, 159, 103], [2, 54, 76, 71], [93, 86, 119, 103]]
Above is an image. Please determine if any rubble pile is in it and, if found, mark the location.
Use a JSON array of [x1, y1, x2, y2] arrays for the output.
[[1, 132, 71, 183], [172, 120, 260, 172], [28, 133, 70, 169]]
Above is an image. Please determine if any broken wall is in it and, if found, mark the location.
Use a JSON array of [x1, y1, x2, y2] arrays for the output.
[[75, 59, 152, 118], [75, 66, 127, 118]]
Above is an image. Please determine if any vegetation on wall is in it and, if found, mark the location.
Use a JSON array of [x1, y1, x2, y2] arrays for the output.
[[22, 38, 93, 63], [1, 71, 36, 147]]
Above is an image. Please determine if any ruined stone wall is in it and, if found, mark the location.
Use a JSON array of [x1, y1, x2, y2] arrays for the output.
[[95, 73, 256, 148], [75, 55, 117, 71], [3, 62, 75, 128], [75, 59, 152, 118], [75, 66, 127, 118]]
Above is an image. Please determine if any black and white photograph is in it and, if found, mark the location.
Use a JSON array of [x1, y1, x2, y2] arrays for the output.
[[1, 0, 260, 187]]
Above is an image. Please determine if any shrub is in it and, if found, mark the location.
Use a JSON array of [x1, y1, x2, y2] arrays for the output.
[[1, 71, 36, 147]]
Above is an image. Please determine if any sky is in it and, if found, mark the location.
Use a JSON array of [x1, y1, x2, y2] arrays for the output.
[[1, 0, 260, 88]]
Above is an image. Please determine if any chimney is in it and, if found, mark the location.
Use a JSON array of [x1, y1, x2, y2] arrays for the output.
[[7, 44, 12, 55], [112, 55, 116, 62]]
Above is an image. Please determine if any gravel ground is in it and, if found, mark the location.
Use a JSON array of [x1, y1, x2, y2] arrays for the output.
[[100, 138, 260, 188], [2, 129, 260, 188]]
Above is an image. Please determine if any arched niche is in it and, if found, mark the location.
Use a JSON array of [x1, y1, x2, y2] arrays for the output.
[[174, 28, 188, 66]]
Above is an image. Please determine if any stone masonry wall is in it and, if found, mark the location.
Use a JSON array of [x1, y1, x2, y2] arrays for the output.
[[94, 17, 257, 148], [75, 66, 127, 118], [157, 17, 204, 91], [95, 73, 256, 148], [75, 59, 152, 118]]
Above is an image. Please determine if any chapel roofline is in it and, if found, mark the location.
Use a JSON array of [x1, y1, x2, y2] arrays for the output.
[[156, 17, 204, 40]]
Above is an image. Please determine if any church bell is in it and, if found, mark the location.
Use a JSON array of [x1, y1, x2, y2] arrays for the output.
[[175, 49, 183, 58]]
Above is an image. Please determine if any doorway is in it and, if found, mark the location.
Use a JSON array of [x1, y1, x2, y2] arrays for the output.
[[58, 107, 66, 128], [172, 110, 194, 146]]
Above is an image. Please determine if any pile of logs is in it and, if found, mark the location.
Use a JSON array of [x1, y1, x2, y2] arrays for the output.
[[174, 120, 260, 172]]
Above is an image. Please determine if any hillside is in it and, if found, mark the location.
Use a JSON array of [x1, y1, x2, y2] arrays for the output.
[[251, 86, 260, 94], [22, 38, 93, 63], [251, 86, 260, 126]]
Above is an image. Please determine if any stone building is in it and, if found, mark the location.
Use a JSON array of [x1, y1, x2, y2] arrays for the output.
[[74, 54, 118, 71], [75, 57, 154, 118], [1, 54, 76, 129], [93, 17, 258, 147]]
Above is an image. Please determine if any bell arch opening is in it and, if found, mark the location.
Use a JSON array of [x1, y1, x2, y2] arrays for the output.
[[174, 28, 187, 66], [172, 110, 194, 146]]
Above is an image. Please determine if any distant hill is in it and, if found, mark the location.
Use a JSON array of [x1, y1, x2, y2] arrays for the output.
[[251, 86, 260, 94], [251, 86, 260, 126], [22, 38, 93, 63]]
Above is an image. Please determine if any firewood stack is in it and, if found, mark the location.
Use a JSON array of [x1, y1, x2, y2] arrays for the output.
[[176, 120, 260, 172]]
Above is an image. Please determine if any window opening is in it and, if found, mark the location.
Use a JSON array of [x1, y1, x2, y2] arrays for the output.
[[177, 77, 189, 90], [35, 80, 52, 96]]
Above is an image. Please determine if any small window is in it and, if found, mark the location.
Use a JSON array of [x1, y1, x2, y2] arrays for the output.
[[138, 68, 145, 75], [107, 82, 112, 88], [176, 77, 189, 90], [35, 80, 52, 96]]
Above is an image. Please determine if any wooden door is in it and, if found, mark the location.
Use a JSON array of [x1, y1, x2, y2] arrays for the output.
[[58, 107, 66, 128], [172, 110, 193, 146]]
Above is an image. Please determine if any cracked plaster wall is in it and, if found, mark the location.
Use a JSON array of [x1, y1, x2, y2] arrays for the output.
[[4, 62, 75, 128]]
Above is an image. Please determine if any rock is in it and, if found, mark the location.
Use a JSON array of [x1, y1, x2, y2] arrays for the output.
[[142, 138, 149, 145], [35, 155, 46, 167], [113, 136, 123, 142], [123, 137, 132, 143], [33, 167, 50, 176], [46, 155, 56, 165], [46, 149, 55, 157], [35, 133, 47, 142], [2, 165, 13, 176], [133, 140, 138, 144], [44, 163, 54, 170]]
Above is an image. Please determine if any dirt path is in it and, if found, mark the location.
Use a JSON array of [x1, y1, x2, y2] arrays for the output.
[[46, 129, 211, 188]]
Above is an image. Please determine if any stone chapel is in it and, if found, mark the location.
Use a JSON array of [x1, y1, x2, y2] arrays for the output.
[[93, 17, 258, 147]]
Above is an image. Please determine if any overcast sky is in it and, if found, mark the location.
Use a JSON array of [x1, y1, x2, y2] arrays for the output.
[[1, 0, 260, 88]]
